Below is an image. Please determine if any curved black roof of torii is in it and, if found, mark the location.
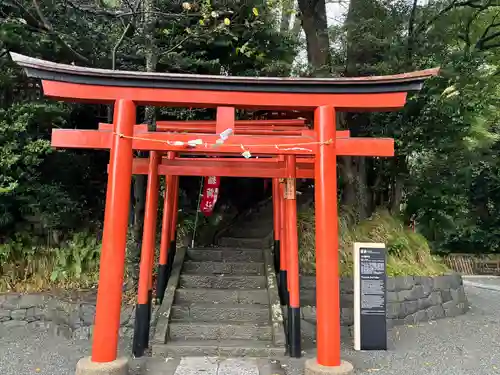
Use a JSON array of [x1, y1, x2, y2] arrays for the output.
[[10, 53, 439, 94]]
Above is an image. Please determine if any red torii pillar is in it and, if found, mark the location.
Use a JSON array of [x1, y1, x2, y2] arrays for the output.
[[285, 155, 301, 357], [272, 178, 281, 274], [279, 174, 288, 305], [132, 151, 160, 357], [156, 152, 176, 303], [92, 99, 135, 363], [170, 175, 180, 266], [313, 107, 341, 367]]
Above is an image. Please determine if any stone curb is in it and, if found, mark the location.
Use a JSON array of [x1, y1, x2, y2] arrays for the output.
[[262, 244, 287, 349], [151, 246, 187, 346], [463, 280, 500, 291], [463, 275, 500, 279]]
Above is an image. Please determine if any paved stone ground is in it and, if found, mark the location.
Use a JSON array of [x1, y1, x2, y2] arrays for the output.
[[1, 280, 499, 375], [0, 323, 131, 375], [286, 278, 500, 375]]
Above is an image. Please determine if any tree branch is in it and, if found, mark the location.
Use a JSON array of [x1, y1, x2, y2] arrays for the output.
[[29, 0, 90, 64], [7, 0, 44, 30], [160, 36, 191, 56], [477, 29, 500, 49], [5, 0, 90, 65], [64, 0, 131, 17], [406, 0, 419, 65], [64, 1, 228, 20], [475, 14, 500, 50], [478, 12, 500, 39], [481, 40, 500, 49], [31, 0, 50, 29], [111, 0, 142, 70], [459, 8, 483, 51], [415, 0, 499, 35]]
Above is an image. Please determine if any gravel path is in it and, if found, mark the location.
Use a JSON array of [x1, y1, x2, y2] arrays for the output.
[[0, 325, 131, 375], [0, 282, 499, 375]]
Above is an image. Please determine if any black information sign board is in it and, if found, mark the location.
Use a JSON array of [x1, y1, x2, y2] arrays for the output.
[[355, 245, 387, 350]]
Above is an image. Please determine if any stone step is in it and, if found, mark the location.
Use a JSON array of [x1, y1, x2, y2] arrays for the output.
[[187, 247, 264, 262], [230, 224, 272, 234], [170, 303, 270, 323], [153, 339, 284, 358], [218, 237, 267, 249], [168, 322, 272, 341], [180, 274, 266, 289], [182, 260, 265, 275], [175, 288, 269, 305]]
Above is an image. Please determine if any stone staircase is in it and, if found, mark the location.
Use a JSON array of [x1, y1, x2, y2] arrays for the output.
[[215, 199, 275, 249], [153, 239, 285, 357]]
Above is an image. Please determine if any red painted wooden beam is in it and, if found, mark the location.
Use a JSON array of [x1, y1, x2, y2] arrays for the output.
[[97, 123, 351, 138], [98, 123, 306, 136], [41, 81, 409, 110], [52, 129, 393, 156], [337, 138, 394, 156], [128, 157, 314, 179], [52, 129, 319, 155], [216, 107, 235, 134], [156, 119, 308, 128], [98, 124, 149, 133]]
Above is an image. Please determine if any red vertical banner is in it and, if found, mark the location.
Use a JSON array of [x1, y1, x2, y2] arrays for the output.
[[199, 176, 220, 216]]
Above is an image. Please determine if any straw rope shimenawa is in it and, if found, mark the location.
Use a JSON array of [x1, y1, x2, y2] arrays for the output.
[[114, 131, 334, 157]]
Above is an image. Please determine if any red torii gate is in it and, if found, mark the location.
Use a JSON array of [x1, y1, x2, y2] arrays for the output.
[[10, 52, 438, 375], [64, 121, 377, 360], [57, 120, 394, 359]]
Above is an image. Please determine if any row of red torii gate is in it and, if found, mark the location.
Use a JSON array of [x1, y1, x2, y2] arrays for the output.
[[10, 52, 438, 375]]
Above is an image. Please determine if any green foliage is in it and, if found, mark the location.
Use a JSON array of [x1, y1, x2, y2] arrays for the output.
[[0, 231, 100, 292], [327, 0, 500, 253], [49, 232, 100, 284], [298, 208, 448, 277], [0, 0, 297, 288]]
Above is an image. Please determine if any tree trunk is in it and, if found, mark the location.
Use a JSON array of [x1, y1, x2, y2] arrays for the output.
[[297, 0, 331, 76], [280, 0, 293, 33], [340, 154, 370, 220], [386, 0, 418, 215], [337, 0, 377, 220], [291, 4, 302, 38], [389, 174, 404, 214], [144, 0, 158, 127]]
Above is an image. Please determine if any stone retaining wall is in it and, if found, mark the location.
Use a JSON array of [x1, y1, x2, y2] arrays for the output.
[[0, 293, 138, 339], [1, 275, 469, 341], [300, 274, 469, 328]]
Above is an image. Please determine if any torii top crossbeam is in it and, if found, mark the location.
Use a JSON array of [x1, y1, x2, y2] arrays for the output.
[[10, 53, 437, 110]]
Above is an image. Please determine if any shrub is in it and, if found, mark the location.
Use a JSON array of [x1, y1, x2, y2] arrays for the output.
[[0, 231, 100, 292], [298, 208, 449, 277]]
